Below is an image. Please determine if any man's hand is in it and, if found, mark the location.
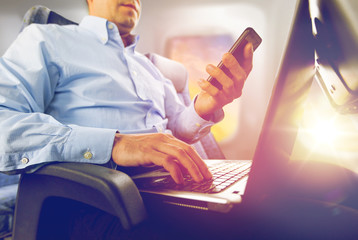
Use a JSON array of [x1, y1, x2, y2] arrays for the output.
[[195, 43, 254, 120], [111, 133, 212, 184]]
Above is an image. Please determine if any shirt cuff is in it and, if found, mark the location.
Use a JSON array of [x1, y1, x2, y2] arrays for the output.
[[179, 98, 224, 143], [63, 125, 117, 165]]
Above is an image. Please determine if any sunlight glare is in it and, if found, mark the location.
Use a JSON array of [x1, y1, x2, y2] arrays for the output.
[[307, 118, 340, 145]]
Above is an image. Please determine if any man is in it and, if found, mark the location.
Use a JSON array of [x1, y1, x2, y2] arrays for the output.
[[0, 0, 253, 185]]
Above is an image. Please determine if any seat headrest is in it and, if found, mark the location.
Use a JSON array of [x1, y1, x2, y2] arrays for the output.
[[145, 53, 188, 93]]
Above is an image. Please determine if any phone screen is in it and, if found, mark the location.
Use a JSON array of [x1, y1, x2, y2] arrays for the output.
[[207, 27, 262, 90]]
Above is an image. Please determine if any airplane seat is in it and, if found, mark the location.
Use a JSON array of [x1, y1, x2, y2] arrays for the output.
[[20, 5, 76, 32], [0, 174, 19, 239], [0, 5, 225, 239]]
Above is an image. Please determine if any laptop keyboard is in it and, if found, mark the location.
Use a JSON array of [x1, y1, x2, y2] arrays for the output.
[[146, 161, 251, 194]]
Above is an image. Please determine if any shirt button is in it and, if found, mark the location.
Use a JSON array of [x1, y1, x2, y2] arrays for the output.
[[132, 71, 137, 77], [83, 151, 93, 160], [108, 24, 114, 30], [21, 157, 29, 164]]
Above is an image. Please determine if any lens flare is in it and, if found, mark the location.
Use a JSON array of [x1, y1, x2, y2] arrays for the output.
[[305, 116, 340, 146]]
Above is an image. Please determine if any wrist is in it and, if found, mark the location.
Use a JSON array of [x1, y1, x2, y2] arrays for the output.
[[112, 132, 123, 160], [194, 94, 219, 121]]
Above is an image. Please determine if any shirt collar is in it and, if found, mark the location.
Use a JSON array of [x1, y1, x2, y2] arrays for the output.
[[79, 15, 139, 50]]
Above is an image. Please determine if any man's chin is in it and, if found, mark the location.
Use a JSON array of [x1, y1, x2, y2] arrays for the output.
[[117, 19, 137, 33]]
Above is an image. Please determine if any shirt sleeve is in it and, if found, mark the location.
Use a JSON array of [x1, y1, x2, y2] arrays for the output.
[[0, 25, 116, 174], [163, 77, 224, 144]]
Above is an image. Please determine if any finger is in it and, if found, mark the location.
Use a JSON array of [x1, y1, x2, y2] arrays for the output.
[[242, 42, 253, 74], [221, 53, 248, 99], [155, 143, 204, 182], [154, 134, 209, 182], [161, 157, 184, 184], [205, 64, 233, 90], [222, 52, 247, 83], [148, 151, 184, 184], [182, 145, 212, 180], [164, 136, 212, 180], [198, 78, 221, 97]]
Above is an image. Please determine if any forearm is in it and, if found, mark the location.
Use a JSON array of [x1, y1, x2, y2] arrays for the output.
[[0, 109, 117, 174]]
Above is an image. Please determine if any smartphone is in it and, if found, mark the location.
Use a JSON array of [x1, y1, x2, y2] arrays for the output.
[[207, 27, 262, 90]]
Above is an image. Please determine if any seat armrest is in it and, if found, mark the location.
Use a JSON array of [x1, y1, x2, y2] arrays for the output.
[[13, 163, 147, 240]]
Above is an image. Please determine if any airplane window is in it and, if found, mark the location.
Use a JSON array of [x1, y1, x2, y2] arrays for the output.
[[166, 34, 240, 142]]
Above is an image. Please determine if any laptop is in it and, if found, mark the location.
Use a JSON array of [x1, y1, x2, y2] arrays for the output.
[[121, 0, 315, 213]]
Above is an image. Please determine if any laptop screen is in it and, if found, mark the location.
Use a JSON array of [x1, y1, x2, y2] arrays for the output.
[[244, 0, 315, 200], [291, 0, 358, 174], [245, 0, 358, 201]]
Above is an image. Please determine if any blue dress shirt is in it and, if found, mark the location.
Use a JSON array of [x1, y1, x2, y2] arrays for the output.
[[0, 16, 221, 174]]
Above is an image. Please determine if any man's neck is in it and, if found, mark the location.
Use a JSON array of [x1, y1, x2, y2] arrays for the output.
[[120, 33, 135, 47]]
